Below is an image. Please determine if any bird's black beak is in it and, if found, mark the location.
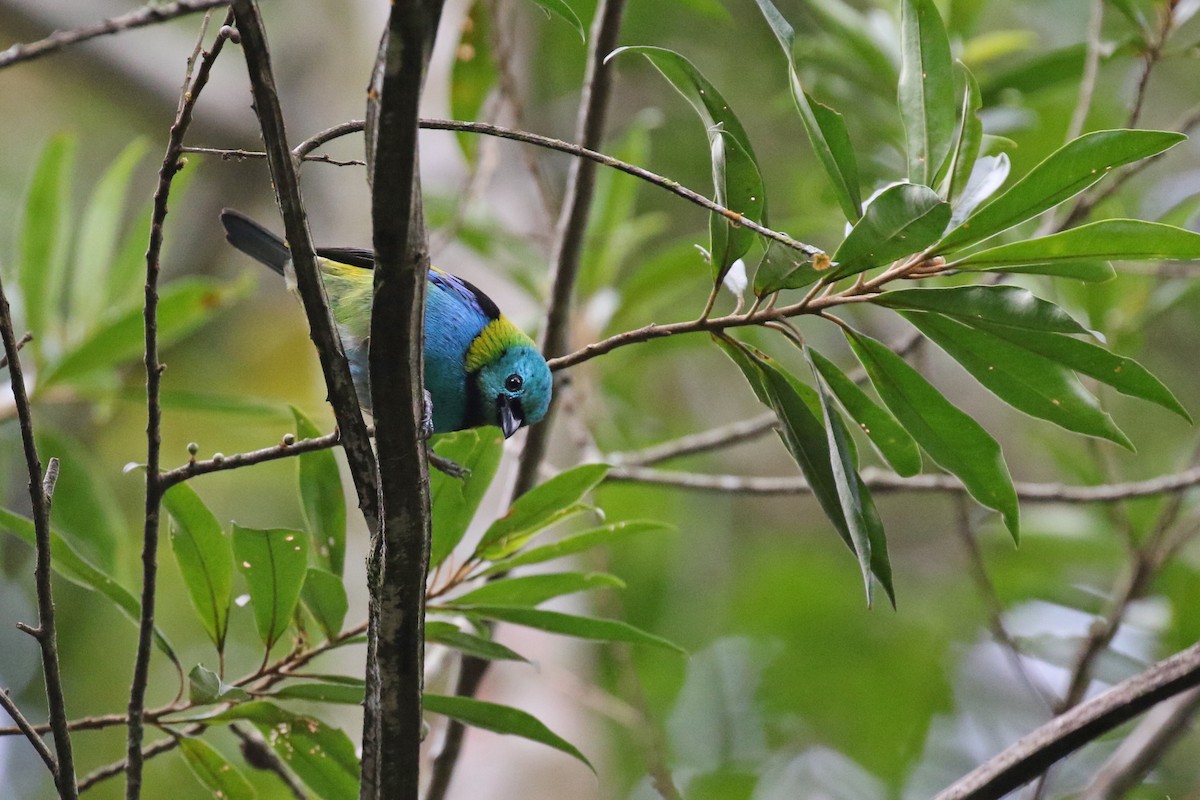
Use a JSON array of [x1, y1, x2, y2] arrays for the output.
[[497, 395, 523, 439]]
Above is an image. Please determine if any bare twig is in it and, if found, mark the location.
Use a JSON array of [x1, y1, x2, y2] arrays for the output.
[[427, 3, 628, 797], [609, 412, 779, 467], [159, 431, 341, 488], [606, 463, 1200, 503], [1, 142, 78, 800], [0, 0, 229, 71], [229, 0, 380, 534], [126, 14, 234, 799], [182, 145, 363, 166], [359, 2, 444, 797], [0, 331, 32, 370], [1065, 0, 1104, 144], [0, 689, 58, 781], [933, 642, 1200, 800]]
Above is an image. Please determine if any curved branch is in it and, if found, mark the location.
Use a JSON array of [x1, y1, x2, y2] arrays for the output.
[[0, 0, 229, 71], [933, 642, 1200, 800]]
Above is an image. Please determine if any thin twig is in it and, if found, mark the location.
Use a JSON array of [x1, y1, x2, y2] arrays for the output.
[[0, 690, 58, 782], [426, 3, 627, 797], [0, 0, 229, 71], [1065, 0, 1105, 144], [0, 332, 32, 370], [933, 642, 1200, 800], [229, 0, 380, 535], [126, 14, 234, 798], [1, 155, 78, 800], [606, 463, 1200, 503], [609, 412, 779, 467], [181, 145, 363, 166], [159, 431, 340, 488], [183, 117, 826, 258]]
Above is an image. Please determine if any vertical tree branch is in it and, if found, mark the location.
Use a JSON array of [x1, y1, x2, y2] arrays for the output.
[[1, 281, 76, 797], [426, 3, 627, 798], [229, 0, 380, 532], [125, 14, 233, 798], [360, 2, 444, 798]]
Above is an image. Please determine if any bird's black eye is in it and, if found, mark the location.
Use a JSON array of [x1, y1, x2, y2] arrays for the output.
[[505, 373, 523, 392]]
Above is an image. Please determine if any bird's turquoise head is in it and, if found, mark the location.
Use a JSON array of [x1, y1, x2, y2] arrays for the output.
[[467, 318, 553, 438]]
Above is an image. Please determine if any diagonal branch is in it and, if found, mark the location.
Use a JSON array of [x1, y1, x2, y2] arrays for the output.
[[0, 0, 230, 71]]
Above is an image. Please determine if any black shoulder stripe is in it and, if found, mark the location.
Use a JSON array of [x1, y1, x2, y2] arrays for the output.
[[316, 247, 376, 270], [455, 275, 501, 320]]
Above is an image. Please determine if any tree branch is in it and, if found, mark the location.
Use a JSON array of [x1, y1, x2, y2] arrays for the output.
[[0, 689, 58, 777], [933, 642, 1200, 800], [229, 0, 380, 534], [359, 2, 444, 797], [125, 16, 234, 798], [0, 0, 229, 71], [159, 431, 341, 488]]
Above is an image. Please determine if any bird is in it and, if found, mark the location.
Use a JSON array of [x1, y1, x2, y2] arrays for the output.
[[220, 209, 552, 439]]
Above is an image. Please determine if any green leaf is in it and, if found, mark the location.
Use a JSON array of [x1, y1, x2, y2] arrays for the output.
[[43, 276, 250, 388], [232, 526, 309, 652], [430, 427, 505, 567], [268, 682, 365, 705], [424, 694, 593, 770], [753, 241, 820, 297], [69, 139, 150, 338], [612, 46, 765, 282], [300, 568, 348, 642], [0, 506, 180, 668], [832, 183, 950, 277], [846, 329, 1020, 540], [426, 625, 528, 662], [108, 167, 192, 310], [808, 350, 921, 476], [188, 664, 249, 705], [460, 605, 686, 653], [944, 62, 983, 204], [164, 483, 233, 652], [935, 130, 1187, 252], [17, 134, 76, 356], [196, 702, 358, 800], [178, 736, 256, 800], [451, 572, 624, 607], [969, 320, 1190, 421], [951, 219, 1200, 269], [475, 464, 609, 560], [900, 311, 1132, 448], [291, 407, 346, 576], [899, 0, 956, 186], [34, 429, 122, 572], [480, 520, 673, 576], [450, 2, 496, 163], [871, 285, 1092, 334], [983, 261, 1116, 282], [753, 0, 862, 220], [523, 0, 585, 40]]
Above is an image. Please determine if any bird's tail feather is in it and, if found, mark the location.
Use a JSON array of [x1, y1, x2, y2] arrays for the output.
[[221, 209, 289, 275]]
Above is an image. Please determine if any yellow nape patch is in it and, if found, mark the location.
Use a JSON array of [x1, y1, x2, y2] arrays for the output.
[[466, 316, 527, 373]]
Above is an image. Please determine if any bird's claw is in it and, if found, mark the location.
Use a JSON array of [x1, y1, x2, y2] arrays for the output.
[[421, 389, 435, 441], [428, 448, 470, 480]]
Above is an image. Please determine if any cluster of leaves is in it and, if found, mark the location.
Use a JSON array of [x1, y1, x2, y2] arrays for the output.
[[602, 0, 1200, 601]]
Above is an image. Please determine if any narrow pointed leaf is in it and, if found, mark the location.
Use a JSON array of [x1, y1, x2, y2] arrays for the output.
[[178, 736, 256, 800], [0, 507, 180, 668], [475, 464, 608, 559], [936, 130, 1187, 252], [197, 702, 358, 800], [292, 407, 346, 576], [17, 134, 76, 355], [523, 0, 585, 40], [164, 483, 233, 651], [809, 349, 921, 476], [480, 520, 673, 576], [846, 329, 1020, 540], [426, 626, 529, 662], [69, 139, 150, 336], [423, 694, 593, 770], [952, 219, 1200, 269], [944, 62, 984, 204], [451, 572, 624, 607], [753, 241, 820, 297], [430, 427, 505, 567], [871, 285, 1092, 334], [832, 183, 950, 277], [188, 664, 249, 705], [232, 526, 309, 651], [451, 2, 496, 163], [970, 320, 1190, 421], [753, 0, 862, 220], [460, 605, 686, 653], [899, 0, 956, 185], [901, 311, 1133, 448], [268, 682, 365, 705], [34, 429, 121, 571], [300, 568, 348, 642], [983, 261, 1116, 282]]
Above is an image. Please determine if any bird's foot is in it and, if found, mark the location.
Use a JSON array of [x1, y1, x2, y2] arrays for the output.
[[421, 389, 435, 441], [428, 447, 470, 479]]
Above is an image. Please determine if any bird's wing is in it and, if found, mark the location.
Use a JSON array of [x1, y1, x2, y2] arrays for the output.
[[428, 268, 501, 321]]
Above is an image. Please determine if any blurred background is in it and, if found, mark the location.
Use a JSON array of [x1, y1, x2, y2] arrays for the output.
[[2, 0, 1200, 797]]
